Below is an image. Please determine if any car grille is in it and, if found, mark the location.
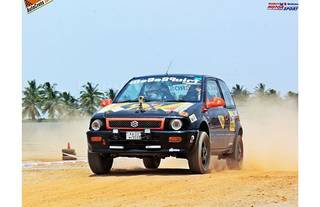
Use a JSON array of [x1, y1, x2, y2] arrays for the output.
[[106, 118, 165, 130]]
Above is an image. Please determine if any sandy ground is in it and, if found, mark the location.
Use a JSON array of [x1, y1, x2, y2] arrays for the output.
[[23, 158, 298, 207]]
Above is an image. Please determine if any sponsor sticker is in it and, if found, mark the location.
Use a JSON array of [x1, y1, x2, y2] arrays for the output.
[[218, 115, 225, 129], [189, 114, 197, 123], [24, 0, 53, 14], [229, 120, 236, 132], [228, 110, 236, 132]]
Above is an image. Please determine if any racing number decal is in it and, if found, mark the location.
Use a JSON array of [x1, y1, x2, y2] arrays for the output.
[[228, 110, 236, 132], [218, 115, 225, 129]]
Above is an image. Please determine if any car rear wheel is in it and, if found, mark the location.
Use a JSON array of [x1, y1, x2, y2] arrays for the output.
[[143, 157, 161, 169], [188, 131, 211, 174], [226, 135, 243, 170], [88, 152, 113, 174]]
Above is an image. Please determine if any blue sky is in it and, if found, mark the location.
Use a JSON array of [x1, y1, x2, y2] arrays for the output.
[[23, 0, 297, 96]]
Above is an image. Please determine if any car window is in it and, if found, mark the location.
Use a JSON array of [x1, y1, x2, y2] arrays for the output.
[[218, 80, 235, 108], [206, 79, 222, 100], [116, 83, 141, 102]]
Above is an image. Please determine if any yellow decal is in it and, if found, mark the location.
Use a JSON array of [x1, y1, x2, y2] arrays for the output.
[[229, 120, 236, 131], [154, 103, 184, 111], [228, 110, 236, 132], [218, 115, 225, 129], [98, 103, 129, 113], [126, 103, 152, 110]]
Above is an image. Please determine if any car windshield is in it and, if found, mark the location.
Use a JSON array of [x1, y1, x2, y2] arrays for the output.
[[114, 76, 203, 103]]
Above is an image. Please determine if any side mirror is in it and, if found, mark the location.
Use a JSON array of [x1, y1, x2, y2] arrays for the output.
[[100, 99, 112, 107], [206, 97, 225, 108]]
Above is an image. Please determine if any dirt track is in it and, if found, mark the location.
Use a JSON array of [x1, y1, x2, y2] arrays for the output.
[[23, 158, 297, 207]]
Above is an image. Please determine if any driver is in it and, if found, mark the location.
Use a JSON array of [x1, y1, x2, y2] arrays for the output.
[[183, 85, 202, 101], [144, 83, 174, 101]]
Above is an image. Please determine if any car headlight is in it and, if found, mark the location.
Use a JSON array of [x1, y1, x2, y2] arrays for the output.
[[91, 119, 103, 131], [170, 119, 183, 131]]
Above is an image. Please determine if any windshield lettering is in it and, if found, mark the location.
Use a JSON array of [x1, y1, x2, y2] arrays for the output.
[[115, 76, 203, 103]]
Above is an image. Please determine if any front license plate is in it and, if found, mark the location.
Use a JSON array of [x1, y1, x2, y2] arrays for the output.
[[126, 131, 142, 140]]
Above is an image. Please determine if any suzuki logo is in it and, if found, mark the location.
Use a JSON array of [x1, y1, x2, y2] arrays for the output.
[[130, 120, 139, 128]]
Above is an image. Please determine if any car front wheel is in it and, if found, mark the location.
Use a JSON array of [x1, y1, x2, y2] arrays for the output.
[[88, 152, 113, 175], [188, 131, 211, 174]]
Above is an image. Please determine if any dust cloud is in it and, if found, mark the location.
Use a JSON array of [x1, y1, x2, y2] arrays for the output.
[[22, 118, 89, 161], [22, 98, 297, 171], [238, 98, 298, 171]]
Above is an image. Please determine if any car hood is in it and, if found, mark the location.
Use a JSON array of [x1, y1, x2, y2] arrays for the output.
[[96, 102, 199, 117]]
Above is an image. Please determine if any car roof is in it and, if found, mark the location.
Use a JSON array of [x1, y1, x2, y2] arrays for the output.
[[132, 74, 223, 81]]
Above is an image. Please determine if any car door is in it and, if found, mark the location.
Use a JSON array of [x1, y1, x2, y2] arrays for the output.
[[205, 78, 230, 151], [217, 80, 237, 148]]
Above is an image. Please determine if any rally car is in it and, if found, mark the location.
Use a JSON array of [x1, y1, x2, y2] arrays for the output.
[[86, 74, 244, 174]]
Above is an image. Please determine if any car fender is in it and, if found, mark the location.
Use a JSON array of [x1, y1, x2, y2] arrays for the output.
[[188, 115, 211, 149]]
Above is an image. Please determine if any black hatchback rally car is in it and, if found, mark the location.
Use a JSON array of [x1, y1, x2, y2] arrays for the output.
[[87, 74, 243, 174]]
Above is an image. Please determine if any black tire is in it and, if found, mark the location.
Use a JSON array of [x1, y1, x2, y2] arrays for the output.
[[143, 157, 161, 169], [88, 152, 113, 175], [188, 131, 211, 174], [226, 135, 243, 170]]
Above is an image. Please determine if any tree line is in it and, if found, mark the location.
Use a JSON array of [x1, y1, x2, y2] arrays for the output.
[[230, 83, 298, 103], [22, 80, 116, 120], [22, 80, 298, 121]]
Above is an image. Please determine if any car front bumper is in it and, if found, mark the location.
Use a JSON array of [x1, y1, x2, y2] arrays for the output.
[[87, 130, 199, 158]]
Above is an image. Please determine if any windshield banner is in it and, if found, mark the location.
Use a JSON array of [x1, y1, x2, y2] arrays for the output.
[[129, 76, 202, 85]]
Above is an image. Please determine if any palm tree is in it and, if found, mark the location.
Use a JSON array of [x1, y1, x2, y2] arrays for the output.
[[266, 88, 278, 96], [105, 88, 117, 100], [60, 91, 79, 117], [231, 84, 250, 101], [60, 92, 78, 108], [254, 83, 267, 97], [22, 80, 42, 120], [79, 82, 104, 115], [41, 82, 63, 119], [287, 91, 298, 99], [265, 88, 281, 101]]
